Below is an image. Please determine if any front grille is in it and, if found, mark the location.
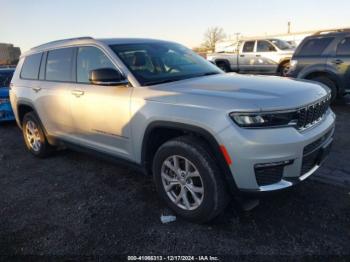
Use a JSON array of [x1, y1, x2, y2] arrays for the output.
[[255, 165, 284, 186], [296, 96, 331, 130]]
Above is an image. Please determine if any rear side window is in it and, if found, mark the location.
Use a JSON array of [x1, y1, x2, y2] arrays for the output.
[[0, 70, 14, 87], [298, 37, 334, 56], [46, 48, 75, 82], [242, 41, 255, 53], [337, 37, 350, 56], [21, 53, 42, 80]]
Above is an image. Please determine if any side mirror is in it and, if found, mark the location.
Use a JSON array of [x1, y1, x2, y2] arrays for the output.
[[89, 68, 128, 86]]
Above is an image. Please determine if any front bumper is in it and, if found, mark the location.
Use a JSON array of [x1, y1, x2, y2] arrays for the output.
[[0, 102, 15, 122], [217, 109, 336, 192]]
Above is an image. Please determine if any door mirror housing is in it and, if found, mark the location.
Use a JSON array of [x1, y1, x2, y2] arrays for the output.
[[89, 68, 128, 86]]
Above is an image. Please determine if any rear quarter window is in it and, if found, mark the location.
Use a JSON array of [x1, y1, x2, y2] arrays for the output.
[[20, 53, 43, 80], [297, 37, 334, 56]]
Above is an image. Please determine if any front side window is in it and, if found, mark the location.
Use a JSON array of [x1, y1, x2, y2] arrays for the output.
[[298, 37, 334, 56], [46, 48, 74, 82], [21, 53, 42, 80], [268, 39, 293, 50], [242, 41, 255, 53], [110, 42, 221, 86], [77, 46, 116, 83], [337, 37, 350, 56], [257, 41, 276, 52]]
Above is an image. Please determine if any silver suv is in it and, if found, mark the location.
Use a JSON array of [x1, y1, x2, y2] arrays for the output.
[[10, 37, 335, 223]]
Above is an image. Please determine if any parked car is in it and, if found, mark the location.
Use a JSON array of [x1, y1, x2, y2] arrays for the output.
[[10, 37, 335, 223], [287, 29, 350, 101], [0, 68, 15, 122], [207, 38, 295, 76]]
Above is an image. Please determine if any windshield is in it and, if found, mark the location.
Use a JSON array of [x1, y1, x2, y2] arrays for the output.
[[0, 70, 14, 87], [110, 42, 222, 86], [268, 39, 293, 50]]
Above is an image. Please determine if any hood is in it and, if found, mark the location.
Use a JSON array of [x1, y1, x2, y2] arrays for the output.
[[0, 87, 9, 98], [153, 73, 329, 112]]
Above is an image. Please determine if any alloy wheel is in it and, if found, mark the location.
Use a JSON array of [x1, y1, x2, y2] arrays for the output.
[[161, 155, 204, 210], [25, 120, 42, 152]]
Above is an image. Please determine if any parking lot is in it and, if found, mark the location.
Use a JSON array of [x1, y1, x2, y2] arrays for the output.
[[0, 97, 349, 257]]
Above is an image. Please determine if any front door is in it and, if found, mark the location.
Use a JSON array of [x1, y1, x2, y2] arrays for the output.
[[255, 40, 279, 74], [70, 46, 133, 159]]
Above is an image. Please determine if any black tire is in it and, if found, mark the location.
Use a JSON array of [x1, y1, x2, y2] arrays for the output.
[[278, 61, 290, 77], [22, 112, 54, 158], [310, 76, 337, 102], [216, 61, 230, 73], [152, 136, 230, 223]]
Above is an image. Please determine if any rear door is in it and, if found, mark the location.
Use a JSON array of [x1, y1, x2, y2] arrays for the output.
[[238, 41, 256, 72], [331, 36, 350, 92], [37, 47, 76, 138]]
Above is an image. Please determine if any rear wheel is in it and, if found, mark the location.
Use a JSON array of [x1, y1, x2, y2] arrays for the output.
[[216, 61, 230, 73], [153, 136, 229, 223], [310, 76, 337, 102], [22, 112, 54, 157]]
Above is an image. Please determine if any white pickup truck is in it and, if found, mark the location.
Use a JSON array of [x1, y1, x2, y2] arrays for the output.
[[207, 39, 295, 76]]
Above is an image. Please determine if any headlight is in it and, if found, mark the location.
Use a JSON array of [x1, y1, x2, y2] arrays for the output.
[[0, 98, 9, 104], [230, 111, 298, 128]]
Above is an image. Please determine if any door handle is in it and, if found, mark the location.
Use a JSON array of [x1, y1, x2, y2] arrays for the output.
[[331, 59, 344, 65], [240, 55, 245, 57], [71, 90, 84, 97], [32, 87, 42, 92], [256, 55, 261, 57]]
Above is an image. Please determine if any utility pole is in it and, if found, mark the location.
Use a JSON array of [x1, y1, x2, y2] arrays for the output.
[[287, 21, 291, 34], [234, 32, 241, 42]]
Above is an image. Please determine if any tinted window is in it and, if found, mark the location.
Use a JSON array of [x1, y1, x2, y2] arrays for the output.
[[257, 41, 276, 52], [242, 41, 255, 53], [21, 53, 42, 80], [298, 37, 334, 56], [110, 42, 221, 86], [77, 47, 115, 83], [0, 70, 14, 87], [337, 37, 350, 56], [46, 48, 74, 82]]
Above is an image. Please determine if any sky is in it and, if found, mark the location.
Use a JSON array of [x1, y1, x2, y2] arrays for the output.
[[1, 0, 349, 52]]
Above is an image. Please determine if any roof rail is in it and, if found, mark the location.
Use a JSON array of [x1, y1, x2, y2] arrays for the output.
[[31, 36, 94, 50], [313, 28, 350, 35]]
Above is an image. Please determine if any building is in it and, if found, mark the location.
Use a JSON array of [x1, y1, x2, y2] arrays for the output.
[[0, 43, 21, 65]]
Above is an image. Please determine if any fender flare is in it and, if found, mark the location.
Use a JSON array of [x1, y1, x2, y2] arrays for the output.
[[141, 121, 239, 194]]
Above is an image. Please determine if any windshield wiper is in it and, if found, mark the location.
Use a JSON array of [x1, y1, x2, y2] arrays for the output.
[[144, 72, 220, 86]]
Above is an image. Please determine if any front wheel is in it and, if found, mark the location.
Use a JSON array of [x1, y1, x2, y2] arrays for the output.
[[153, 136, 229, 223], [278, 62, 291, 77]]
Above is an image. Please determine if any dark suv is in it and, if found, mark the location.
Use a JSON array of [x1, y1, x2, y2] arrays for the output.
[[287, 29, 350, 101]]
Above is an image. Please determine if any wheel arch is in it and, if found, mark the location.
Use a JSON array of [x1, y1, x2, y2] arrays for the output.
[[141, 121, 238, 194], [16, 101, 57, 145]]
